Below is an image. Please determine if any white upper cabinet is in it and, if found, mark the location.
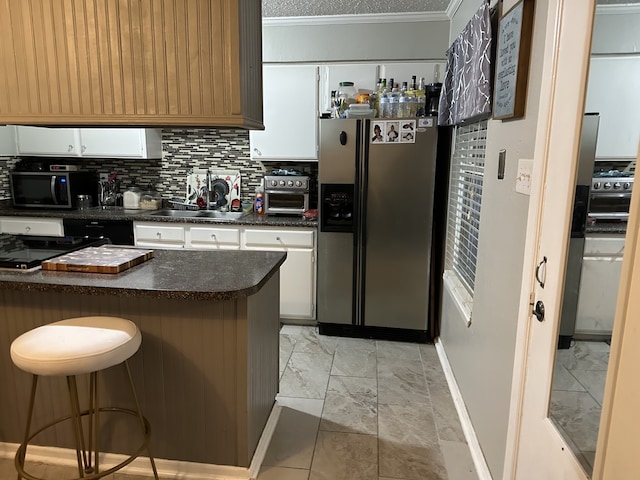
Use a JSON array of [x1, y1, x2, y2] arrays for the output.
[[0, 126, 17, 156], [585, 56, 640, 158], [15, 126, 162, 159], [16, 127, 79, 156], [78, 129, 162, 158], [250, 64, 319, 161]]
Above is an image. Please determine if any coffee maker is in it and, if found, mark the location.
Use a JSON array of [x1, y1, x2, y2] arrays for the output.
[[425, 83, 442, 116]]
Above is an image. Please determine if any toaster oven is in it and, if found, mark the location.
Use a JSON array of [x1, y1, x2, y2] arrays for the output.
[[263, 174, 310, 216]]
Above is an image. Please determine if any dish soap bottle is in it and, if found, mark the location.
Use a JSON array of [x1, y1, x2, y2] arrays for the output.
[[254, 182, 264, 214]]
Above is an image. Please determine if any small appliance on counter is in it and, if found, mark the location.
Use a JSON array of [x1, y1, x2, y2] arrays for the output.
[[10, 159, 98, 209], [263, 169, 311, 216], [0, 234, 109, 271]]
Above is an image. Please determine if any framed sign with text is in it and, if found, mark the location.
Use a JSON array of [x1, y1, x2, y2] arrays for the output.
[[493, 0, 535, 120]]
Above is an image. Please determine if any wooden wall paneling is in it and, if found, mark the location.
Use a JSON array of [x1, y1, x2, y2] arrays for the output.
[[197, 0, 214, 117], [239, 0, 263, 126], [0, 0, 16, 113], [0, 0, 264, 127], [0, 287, 279, 466], [245, 272, 280, 464]]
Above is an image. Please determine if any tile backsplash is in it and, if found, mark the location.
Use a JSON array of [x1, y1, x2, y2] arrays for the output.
[[0, 129, 317, 204]]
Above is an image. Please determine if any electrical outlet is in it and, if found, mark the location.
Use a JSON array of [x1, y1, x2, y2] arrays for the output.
[[515, 159, 533, 195], [99, 173, 109, 183]]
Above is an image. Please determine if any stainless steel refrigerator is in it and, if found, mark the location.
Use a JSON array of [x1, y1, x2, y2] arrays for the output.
[[558, 113, 600, 348], [317, 118, 438, 341]]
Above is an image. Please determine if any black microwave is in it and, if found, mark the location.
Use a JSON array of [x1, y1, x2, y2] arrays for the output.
[[10, 171, 98, 209]]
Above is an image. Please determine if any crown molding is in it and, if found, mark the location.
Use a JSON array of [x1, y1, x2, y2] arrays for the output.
[[262, 11, 449, 27], [446, 0, 464, 18], [596, 3, 640, 15]]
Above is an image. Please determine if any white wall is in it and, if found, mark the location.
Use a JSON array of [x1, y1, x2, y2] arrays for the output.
[[438, 0, 546, 476], [262, 19, 449, 63], [592, 6, 640, 54]]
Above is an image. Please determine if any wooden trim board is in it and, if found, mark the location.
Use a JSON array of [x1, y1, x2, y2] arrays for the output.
[[41, 246, 154, 274]]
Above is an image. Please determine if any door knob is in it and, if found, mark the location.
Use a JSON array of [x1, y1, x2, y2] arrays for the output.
[[532, 300, 545, 322]]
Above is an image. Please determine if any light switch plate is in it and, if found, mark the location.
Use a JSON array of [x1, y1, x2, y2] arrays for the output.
[[515, 159, 533, 195]]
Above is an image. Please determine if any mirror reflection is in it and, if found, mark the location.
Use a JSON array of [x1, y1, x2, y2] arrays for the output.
[[549, 3, 637, 475]]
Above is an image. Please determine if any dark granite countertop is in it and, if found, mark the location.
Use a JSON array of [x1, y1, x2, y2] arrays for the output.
[[0, 202, 318, 228], [0, 248, 286, 301]]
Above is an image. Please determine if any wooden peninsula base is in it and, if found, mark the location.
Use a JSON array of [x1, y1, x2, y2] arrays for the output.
[[0, 249, 285, 478]]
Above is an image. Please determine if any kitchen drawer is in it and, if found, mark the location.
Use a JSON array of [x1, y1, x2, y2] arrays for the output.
[[189, 226, 240, 250], [584, 235, 625, 256], [0, 217, 63, 236], [243, 228, 315, 249], [134, 223, 185, 246]]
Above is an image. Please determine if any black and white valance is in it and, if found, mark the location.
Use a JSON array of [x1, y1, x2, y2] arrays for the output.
[[438, 0, 492, 126]]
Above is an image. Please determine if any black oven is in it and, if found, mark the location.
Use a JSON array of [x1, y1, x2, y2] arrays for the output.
[[590, 172, 633, 222]]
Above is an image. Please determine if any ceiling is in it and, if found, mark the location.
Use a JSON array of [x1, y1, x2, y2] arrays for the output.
[[262, 0, 640, 18], [262, 0, 451, 18]]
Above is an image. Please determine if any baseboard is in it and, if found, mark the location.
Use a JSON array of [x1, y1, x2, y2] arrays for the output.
[[434, 338, 493, 480], [0, 403, 282, 480]]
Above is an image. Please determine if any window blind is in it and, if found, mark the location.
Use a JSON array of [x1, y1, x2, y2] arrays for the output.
[[445, 120, 488, 294]]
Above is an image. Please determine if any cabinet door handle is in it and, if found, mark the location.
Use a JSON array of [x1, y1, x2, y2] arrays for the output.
[[156, 232, 161, 238], [535, 256, 547, 288], [81, 145, 87, 153], [211, 234, 217, 239], [253, 148, 262, 156], [68, 144, 74, 152]]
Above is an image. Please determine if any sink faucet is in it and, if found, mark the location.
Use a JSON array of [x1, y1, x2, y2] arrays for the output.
[[205, 171, 212, 210]]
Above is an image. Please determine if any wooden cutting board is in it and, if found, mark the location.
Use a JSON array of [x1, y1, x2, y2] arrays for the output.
[[42, 246, 154, 274]]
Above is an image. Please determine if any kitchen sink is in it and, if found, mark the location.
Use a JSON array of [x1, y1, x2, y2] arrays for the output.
[[149, 209, 249, 221]]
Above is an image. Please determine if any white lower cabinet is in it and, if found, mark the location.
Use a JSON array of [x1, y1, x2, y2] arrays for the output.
[[0, 216, 63, 236], [187, 225, 240, 250], [134, 222, 186, 248], [134, 222, 317, 319], [575, 234, 625, 335], [242, 228, 316, 320]]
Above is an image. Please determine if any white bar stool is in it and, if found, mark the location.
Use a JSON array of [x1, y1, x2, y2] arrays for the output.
[[10, 316, 159, 480]]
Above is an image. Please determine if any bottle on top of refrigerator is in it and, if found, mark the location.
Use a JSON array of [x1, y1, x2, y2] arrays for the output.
[[374, 78, 386, 117], [387, 79, 399, 117], [416, 77, 427, 117], [398, 82, 411, 118], [379, 93, 391, 118], [408, 76, 419, 117]]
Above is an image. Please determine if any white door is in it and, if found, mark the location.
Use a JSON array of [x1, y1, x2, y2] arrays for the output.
[[506, 1, 599, 478]]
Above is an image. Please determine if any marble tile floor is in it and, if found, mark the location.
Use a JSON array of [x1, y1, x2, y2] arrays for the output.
[[550, 339, 610, 476], [257, 325, 478, 480], [0, 325, 478, 480]]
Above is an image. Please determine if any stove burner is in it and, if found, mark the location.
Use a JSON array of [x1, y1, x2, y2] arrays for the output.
[[269, 169, 305, 176], [593, 170, 633, 178]]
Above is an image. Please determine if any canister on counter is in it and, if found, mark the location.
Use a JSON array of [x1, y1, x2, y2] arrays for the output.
[[77, 194, 92, 210]]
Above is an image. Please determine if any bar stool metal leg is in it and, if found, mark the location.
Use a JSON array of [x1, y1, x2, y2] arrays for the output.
[[67, 376, 89, 477], [15, 375, 38, 480]]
